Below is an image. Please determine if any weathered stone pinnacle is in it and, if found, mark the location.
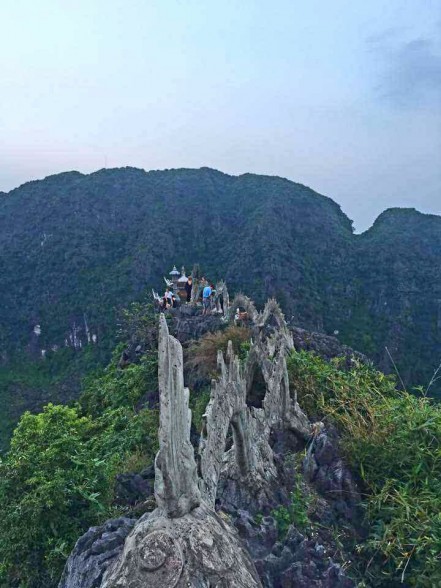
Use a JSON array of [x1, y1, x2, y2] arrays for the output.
[[60, 296, 317, 588], [154, 314, 201, 517], [99, 313, 262, 587]]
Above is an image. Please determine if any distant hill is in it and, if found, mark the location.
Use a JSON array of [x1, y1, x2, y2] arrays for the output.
[[0, 167, 439, 443]]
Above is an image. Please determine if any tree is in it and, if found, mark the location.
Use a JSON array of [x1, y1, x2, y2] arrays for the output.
[[0, 404, 114, 587]]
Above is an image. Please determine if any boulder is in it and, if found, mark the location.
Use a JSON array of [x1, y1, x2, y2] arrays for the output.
[[59, 518, 136, 588]]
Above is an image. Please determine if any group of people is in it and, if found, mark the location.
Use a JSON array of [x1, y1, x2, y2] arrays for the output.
[[160, 275, 219, 315], [160, 276, 194, 310]]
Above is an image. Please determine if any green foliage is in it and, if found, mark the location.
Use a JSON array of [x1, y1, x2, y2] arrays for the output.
[[288, 350, 441, 587], [0, 405, 115, 587], [116, 301, 158, 349], [0, 167, 439, 583], [0, 345, 108, 452], [0, 304, 160, 587], [190, 387, 211, 432], [238, 339, 251, 363], [80, 351, 158, 417], [271, 479, 312, 539], [0, 168, 440, 450]]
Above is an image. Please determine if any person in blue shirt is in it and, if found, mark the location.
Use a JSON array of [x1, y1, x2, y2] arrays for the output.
[[202, 283, 212, 315]]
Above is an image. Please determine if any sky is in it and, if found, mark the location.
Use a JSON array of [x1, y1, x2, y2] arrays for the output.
[[0, 0, 440, 232]]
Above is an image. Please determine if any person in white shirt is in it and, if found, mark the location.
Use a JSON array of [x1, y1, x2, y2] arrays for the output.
[[163, 288, 173, 309]]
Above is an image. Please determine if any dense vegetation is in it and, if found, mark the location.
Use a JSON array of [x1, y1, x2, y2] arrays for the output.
[[0, 305, 159, 588], [0, 168, 439, 446], [288, 351, 441, 587], [0, 345, 109, 450], [0, 299, 439, 587]]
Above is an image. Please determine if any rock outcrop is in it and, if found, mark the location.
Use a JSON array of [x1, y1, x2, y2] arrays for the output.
[[154, 314, 202, 518], [94, 314, 262, 587], [61, 297, 358, 588], [170, 303, 224, 342], [200, 297, 311, 516], [101, 504, 261, 587], [290, 326, 367, 367], [59, 518, 136, 588], [304, 425, 361, 524]]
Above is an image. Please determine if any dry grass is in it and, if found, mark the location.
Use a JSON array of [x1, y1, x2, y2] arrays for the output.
[[187, 326, 251, 380]]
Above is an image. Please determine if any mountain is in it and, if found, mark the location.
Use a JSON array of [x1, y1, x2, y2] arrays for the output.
[[0, 167, 439, 444], [0, 167, 353, 350], [350, 208, 441, 388]]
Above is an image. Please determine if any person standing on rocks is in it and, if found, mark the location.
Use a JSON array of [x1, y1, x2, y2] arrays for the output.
[[202, 283, 212, 315], [185, 276, 193, 303], [163, 287, 173, 309], [209, 283, 216, 311]]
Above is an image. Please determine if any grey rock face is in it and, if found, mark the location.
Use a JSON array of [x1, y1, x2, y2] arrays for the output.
[[99, 314, 263, 587], [198, 298, 311, 514], [304, 426, 361, 523], [171, 306, 224, 343], [229, 293, 259, 323], [214, 280, 230, 312], [198, 341, 275, 508], [102, 504, 262, 587], [154, 314, 201, 518], [290, 326, 367, 368], [114, 465, 155, 506], [59, 518, 136, 588], [61, 297, 359, 588], [247, 299, 310, 436], [237, 515, 354, 588]]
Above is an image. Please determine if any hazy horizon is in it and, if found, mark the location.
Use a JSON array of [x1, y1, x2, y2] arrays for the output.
[[1, 0, 440, 231]]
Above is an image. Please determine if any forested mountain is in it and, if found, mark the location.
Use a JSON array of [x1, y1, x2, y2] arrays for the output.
[[0, 167, 439, 444]]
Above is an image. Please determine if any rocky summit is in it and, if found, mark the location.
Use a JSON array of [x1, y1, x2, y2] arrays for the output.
[[1, 285, 439, 588], [60, 296, 360, 588]]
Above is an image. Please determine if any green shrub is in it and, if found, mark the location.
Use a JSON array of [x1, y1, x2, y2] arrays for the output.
[[79, 349, 158, 418], [190, 387, 211, 432], [0, 404, 116, 587], [288, 351, 441, 587], [0, 329, 160, 587], [271, 479, 311, 538]]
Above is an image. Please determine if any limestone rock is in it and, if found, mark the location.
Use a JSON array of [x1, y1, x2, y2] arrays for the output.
[[229, 293, 259, 324], [290, 325, 367, 367], [199, 295, 310, 506], [304, 425, 361, 523], [60, 298, 359, 588], [198, 341, 274, 507], [101, 504, 262, 587], [171, 307, 223, 342], [114, 464, 155, 506], [59, 518, 136, 588], [154, 314, 201, 518], [96, 314, 263, 587]]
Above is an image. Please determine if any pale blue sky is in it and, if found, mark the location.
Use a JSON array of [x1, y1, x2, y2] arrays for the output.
[[1, 0, 440, 231]]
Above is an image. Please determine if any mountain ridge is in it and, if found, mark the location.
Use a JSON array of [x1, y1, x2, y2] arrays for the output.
[[5, 166, 439, 236], [0, 166, 353, 223], [0, 166, 439, 445]]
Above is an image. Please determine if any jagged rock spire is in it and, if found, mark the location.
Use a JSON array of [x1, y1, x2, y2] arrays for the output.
[[154, 314, 201, 517], [61, 296, 313, 588], [198, 298, 310, 511], [198, 341, 256, 506], [100, 313, 262, 587]]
